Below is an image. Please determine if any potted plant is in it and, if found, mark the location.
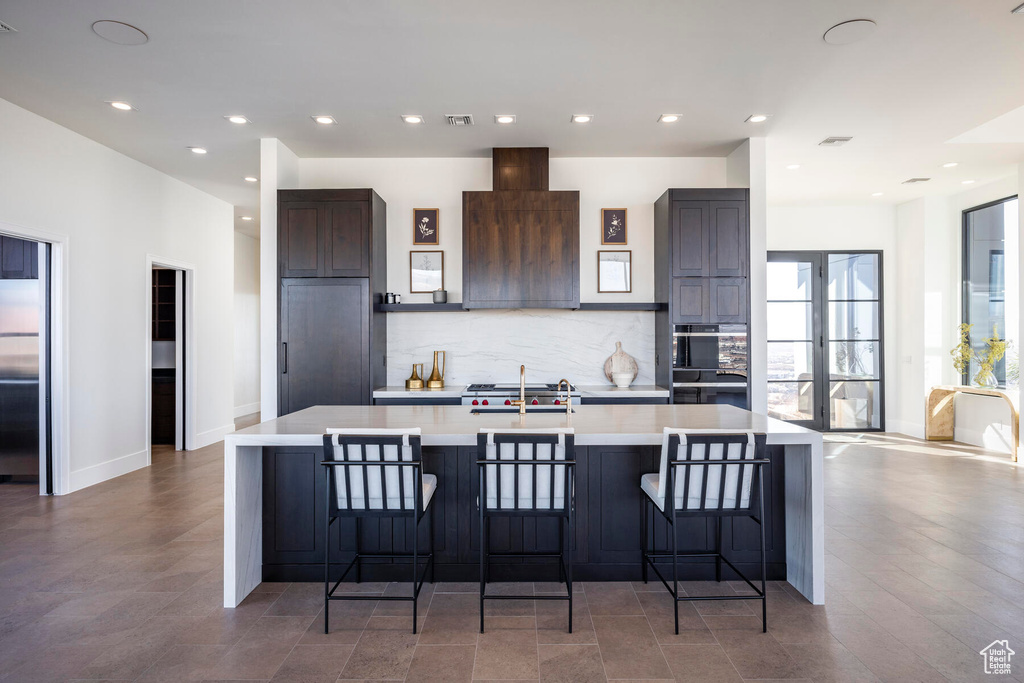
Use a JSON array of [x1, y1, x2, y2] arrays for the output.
[[950, 323, 1007, 387]]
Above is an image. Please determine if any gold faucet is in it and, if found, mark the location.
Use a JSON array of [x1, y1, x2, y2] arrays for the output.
[[557, 378, 573, 419], [510, 364, 527, 415]]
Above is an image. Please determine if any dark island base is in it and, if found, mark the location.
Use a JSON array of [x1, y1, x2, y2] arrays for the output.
[[262, 445, 787, 584]]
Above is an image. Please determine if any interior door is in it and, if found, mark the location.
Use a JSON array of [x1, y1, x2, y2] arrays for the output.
[[766, 253, 823, 430], [280, 278, 369, 415]]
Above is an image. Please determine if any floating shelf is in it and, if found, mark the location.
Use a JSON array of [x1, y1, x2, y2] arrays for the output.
[[377, 303, 465, 312], [377, 302, 663, 313], [576, 303, 663, 311]]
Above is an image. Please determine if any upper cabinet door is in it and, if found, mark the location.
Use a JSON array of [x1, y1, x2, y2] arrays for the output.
[[671, 201, 709, 277], [325, 201, 369, 277], [709, 277, 747, 323], [709, 201, 748, 277], [279, 202, 324, 277], [672, 278, 709, 323]]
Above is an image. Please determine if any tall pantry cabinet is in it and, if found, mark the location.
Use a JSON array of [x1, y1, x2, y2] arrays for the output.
[[276, 189, 387, 415]]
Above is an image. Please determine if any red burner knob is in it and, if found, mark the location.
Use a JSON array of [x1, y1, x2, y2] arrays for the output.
[[504, 399, 511, 405], [554, 399, 561, 405], [482, 400, 489, 405], [472, 400, 478, 405], [532, 399, 539, 405]]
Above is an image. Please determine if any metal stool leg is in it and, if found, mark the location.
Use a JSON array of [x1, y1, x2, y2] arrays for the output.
[[323, 510, 331, 634], [641, 497, 649, 584], [715, 517, 722, 583], [567, 507, 574, 633], [412, 514, 419, 634], [354, 517, 361, 584], [671, 509, 679, 635], [759, 478, 768, 633]]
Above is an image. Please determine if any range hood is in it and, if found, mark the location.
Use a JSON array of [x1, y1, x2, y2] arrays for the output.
[[461, 148, 580, 309]]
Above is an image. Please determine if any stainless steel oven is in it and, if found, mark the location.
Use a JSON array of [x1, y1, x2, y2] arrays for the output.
[[672, 325, 749, 408]]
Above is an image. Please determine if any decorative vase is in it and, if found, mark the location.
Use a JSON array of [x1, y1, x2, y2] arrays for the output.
[[603, 341, 638, 386]]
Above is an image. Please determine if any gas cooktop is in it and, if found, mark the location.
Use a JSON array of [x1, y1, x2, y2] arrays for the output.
[[464, 383, 575, 393]]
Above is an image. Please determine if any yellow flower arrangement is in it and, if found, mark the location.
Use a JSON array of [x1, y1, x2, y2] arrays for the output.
[[950, 323, 1007, 386]]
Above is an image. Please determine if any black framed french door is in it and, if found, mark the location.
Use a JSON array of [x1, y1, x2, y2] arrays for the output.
[[767, 251, 885, 432]]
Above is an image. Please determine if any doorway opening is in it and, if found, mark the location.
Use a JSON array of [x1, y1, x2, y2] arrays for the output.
[[0, 235, 53, 493], [766, 251, 885, 432], [148, 258, 194, 455]]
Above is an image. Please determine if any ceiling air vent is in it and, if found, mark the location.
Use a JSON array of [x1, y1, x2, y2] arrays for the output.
[[445, 114, 475, 126], [0, 20, 17, 32], [818, 136, 852, 147], [902, 177, 931, 184]]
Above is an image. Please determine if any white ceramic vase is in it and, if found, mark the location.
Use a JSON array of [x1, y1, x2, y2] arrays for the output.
[[603, 341, 638, 386]]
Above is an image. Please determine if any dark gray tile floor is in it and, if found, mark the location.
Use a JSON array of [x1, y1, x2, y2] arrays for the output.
[[0, 427, 1022, 681]]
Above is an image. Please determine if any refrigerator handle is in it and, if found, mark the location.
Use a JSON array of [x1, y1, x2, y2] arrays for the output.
[[282, 342, 287, 374]]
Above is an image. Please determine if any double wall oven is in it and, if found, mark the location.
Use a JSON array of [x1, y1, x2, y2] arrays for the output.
[[672, 324, 749, 409]]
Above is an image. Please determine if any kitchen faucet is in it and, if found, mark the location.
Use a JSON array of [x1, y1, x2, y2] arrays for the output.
[[557, 378, 573, 420], [510, 364, 527, 416]]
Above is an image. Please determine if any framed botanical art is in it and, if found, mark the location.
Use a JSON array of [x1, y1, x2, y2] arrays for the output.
[[601, 208, 627, 245], [598, 250, 632, 293], [414, 208, 439, 245], [410, 250, 444, 293]]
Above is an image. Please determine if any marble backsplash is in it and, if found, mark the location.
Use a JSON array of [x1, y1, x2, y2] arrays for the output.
[[386, 309, 656, 386]]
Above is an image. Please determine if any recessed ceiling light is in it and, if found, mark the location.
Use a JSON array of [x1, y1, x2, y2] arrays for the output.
[[244, 176, 258, 183], [571, 114, 593, 124], [312, 115, 336, 125], [402, 115, 424, 124], [658, 114, 681, 123], [494, 115, 516, 124], [962, 180, 976, 185], [746, 114, 770, 123], [240, 216, 253, 221], [188, 147, 207, 154], [225, 115, 249, 124], [823, 19, 877, 45], [108, 101, 134, 111], [786, 164, 801, 170], [942, 162, 959, 168], [871, 192, 884, 197], [91, 20, 148, 45]]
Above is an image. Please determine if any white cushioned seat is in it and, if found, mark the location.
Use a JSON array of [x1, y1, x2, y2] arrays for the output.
[[480, 428, 574, 511], [642, 429, 757, 512], [326, 428, 433, 510]]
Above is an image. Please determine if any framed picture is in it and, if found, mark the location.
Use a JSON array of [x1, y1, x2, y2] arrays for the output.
[[414, 208, 439, 245], [410, 250, 444, 293], [601, 208, 627, 245], [598, 250, 632, 293]]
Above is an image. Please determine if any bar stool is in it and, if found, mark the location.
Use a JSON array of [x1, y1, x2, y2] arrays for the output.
[[321, 428, 436, 634], [477, 428, 575, 633], [640, 429, 770, 633]]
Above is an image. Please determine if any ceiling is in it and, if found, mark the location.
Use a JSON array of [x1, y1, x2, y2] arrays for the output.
[[0, 0, 1022, 238]]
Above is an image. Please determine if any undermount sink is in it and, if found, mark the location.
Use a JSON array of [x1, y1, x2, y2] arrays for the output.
[[471, 406, 575, 415]]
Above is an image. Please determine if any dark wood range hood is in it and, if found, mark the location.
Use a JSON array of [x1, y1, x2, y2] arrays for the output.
[[462, 148, 580, 309]]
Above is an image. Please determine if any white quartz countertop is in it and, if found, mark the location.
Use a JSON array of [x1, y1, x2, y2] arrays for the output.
[[578, 384, 670, 398], [229, 404, 820, 448], [372, 385, 466, 399]]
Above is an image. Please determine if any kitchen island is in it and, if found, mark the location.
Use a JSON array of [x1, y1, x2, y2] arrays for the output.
[[224, 404, 823, 607]]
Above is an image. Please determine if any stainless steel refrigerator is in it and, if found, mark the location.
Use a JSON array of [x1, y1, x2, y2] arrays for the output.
[[0, 238, 41, 481]]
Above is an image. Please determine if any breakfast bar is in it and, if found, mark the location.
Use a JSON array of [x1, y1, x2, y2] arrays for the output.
[[223, 404, 824, 608]]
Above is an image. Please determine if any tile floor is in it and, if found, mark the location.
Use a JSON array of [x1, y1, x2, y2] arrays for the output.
[[0, 426, 1022, 681]]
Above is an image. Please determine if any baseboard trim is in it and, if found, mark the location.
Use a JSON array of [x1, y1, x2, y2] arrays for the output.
[[68, 448, 149, 493], [195, 423, 236, 449], [233, 402, 261, 419]]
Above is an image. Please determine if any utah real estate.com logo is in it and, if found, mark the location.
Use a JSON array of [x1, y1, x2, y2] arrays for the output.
[[980, 640, 1015, 675]]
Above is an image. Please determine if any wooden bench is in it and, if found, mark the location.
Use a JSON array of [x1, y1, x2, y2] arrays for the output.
[[926, 385, 1019, 462]]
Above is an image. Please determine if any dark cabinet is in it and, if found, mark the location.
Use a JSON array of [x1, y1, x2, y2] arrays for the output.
[[277, 189, 386, 416], [151, 375, 175, 444], [0, 236, 38, 280], [672, 278, 709, 323], [655, 189, 750, 400], [709, 201, 748, 277], [672, 202, 709, 277], [463, 190, 580, 308], [152, 269, 176, 341], [280, 279, 370, 414], [710, 277, 747, 323], [278, 197, 371, 278]]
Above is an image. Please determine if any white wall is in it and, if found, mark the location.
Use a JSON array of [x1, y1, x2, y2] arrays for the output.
[[0, 97, 235, 493], [234, 233, 260, 417], [293, 153, 729, 387], [767, 205, 899, 429]]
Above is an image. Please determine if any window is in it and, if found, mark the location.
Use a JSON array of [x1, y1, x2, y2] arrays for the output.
[[962, 197, 1019, 388], [767, 251, 884, 431]]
